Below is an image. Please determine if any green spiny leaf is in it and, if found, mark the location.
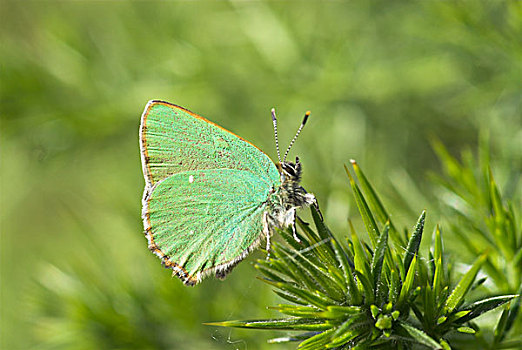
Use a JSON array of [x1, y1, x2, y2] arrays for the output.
[[279, 226, 310, 251], [354, 270, 375, 304], [433, 225, 443, 269], [395, 321, 443, 349], [417, 252, 430, 292], [457, 295, 519, 324], [294, 218, 321, 247], [433, 232, 444, 299], [431, 138, 463, 187], [488, 168, 514, 260], [271, 304, 321, 318], [445, 253, 487, 313], [297, 217, 335, 266], [327, 315, 372, 348], [504, 284, 522, 336], [351, 160, 388, 227], [389, 269, 400, 305], [422, 282, 434, 327], [345, 164, 380, 246], [403, 211, 426, 278], [298, 327, 336, 350], [331, 238, 360, 304], [205, 317, 331, 331], [371, 224, 389, 291], [310, 204, 333, 242], [255, 260, 287, 283], [398, 255, 417, 309], [272, 243, 318, 290], [276, 243, 344, 299], [325, 322, 359, 348], [489, 167, 506, 226], [351, 160, 404, 246], [268, 332, 317, 344], [513, 248, 522, 272], [269, 250, 302, 283], [494, 305, 512, 345], [351, 227, 371, 273], [319, 305, 362, 319], [261, 278, 335, 309], [273, 288, 309, 306], [432, 225, 444, 284]]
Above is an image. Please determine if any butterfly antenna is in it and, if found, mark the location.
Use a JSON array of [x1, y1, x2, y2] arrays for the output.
[[271, 108, 282, 163], [283, 110, 310, 162]]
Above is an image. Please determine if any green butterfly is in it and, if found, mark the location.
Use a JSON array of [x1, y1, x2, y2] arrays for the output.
[[140, 100, 318, 285]]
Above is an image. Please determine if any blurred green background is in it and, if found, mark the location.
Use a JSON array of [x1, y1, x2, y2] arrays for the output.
[[1, 1, 521, 349]]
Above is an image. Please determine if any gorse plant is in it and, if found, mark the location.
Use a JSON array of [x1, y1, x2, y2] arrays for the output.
[[431, 138, 521, 293], [430, 139, 522, 347], [208, 161, 519, 349]]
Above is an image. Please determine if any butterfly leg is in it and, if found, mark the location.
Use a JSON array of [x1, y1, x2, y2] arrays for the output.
[[300, 186, 324, 222], [263, 211, 272, 259], [313, 198, 324, 221], [266, 234, 271, 259], [292, 210, 302, 243]]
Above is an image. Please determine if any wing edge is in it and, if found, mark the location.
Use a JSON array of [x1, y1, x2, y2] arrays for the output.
[[141, 182, 268, 286]]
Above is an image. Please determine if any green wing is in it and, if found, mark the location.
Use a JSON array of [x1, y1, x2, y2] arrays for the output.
[[140, 100, 279, 186], [140, 101, 280, 285], [144, 169, 271, 285]]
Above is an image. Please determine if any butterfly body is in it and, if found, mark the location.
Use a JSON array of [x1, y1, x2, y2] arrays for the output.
[[265, 160, 316, 236], [140, 100, 315, 285]]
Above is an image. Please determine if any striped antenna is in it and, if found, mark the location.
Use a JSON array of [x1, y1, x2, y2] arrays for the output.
[[271, 108, 282, 163], [283, 111, 310, 162]]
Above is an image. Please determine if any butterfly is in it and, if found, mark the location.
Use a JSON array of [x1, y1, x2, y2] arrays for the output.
[[140, 100, 318, 285]]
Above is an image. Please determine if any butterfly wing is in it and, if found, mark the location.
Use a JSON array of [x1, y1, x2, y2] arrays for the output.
[[140, 101, 280, 285], [140, 100, 278, 187], [144, 169, 271, 285]]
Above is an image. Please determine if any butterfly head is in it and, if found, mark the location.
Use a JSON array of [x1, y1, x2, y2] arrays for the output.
[[277, 156, 303, 183]]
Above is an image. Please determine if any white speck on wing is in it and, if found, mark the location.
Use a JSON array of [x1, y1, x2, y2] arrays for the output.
[[189, 175, 194, 183]]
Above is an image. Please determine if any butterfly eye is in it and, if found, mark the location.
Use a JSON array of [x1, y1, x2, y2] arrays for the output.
[[281, 162, 297, 177]]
